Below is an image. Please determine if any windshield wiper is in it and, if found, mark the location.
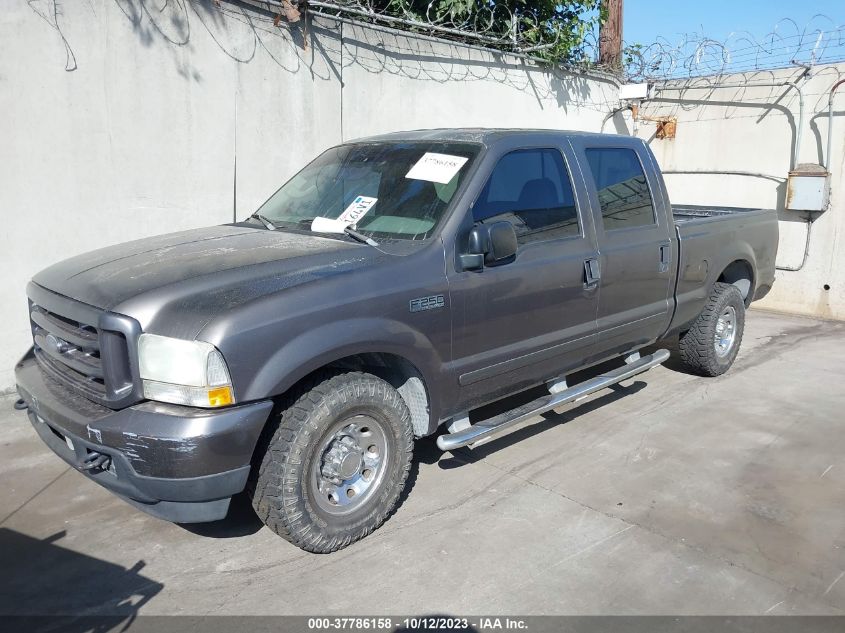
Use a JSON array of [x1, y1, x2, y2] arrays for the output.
[[295, 217, 380, 246], [343, 226, 379, 247], [250, 213, 277, 230]]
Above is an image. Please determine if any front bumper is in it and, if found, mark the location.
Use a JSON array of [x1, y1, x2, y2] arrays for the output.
[[15, 349, 273, 523]]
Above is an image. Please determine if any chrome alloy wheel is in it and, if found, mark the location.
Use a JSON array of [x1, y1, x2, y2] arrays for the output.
[[310, 415, 389, 515], [714, 305, 737, 357]]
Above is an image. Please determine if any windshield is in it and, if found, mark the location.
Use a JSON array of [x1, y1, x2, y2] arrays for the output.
[[253, 141, 482, 241]]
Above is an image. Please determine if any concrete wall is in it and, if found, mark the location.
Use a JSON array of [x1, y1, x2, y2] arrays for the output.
[[337, 20, 619, 137], [632, 64, 845, 320], [0, 0, 620, 392]]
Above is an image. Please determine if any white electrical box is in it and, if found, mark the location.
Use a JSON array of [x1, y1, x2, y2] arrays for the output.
[[786, 163, 831, 211], [619, 83, 649, 100]]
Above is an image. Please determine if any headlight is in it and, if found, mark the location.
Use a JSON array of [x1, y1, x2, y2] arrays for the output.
[[138, 334, 234, 408]]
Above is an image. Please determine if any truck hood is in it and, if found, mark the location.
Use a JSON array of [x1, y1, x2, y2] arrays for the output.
[[32, 225, 365, 311]]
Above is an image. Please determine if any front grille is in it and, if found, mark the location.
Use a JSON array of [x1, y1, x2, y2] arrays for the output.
[[28, 287, 140, 408], [31, 304, 107, 400]]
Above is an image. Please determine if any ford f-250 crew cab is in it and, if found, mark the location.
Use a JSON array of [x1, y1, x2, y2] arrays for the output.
[[15, 129, 778, 553]]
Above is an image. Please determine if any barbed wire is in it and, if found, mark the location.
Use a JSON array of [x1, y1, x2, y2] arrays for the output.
[[29, 0, 845, 86], [625, 14, 845, 82], [300, 0, 603, 61], [219, 0, 620, 110], [286, 2, 845, 81]]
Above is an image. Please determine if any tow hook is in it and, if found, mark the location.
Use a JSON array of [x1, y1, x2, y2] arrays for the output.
[[13, 398, 28, 411], [81, 451, 111, 472]]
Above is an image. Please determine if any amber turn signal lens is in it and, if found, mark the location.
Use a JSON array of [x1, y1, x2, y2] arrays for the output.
[[207, 386, 234, 407]]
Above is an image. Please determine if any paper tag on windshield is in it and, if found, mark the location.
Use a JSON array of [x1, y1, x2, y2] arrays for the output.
[[337, 196, 377, 225], [405, 153, 468, 184], [310, 216, 350, 234]]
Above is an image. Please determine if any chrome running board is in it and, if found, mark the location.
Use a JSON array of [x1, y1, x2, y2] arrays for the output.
[[436, 349, 670, 452]]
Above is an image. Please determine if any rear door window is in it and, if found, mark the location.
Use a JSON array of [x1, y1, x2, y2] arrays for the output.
[[584, 148, 656, 231]]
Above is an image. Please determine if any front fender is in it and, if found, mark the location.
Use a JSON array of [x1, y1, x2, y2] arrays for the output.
[[236, 317, 447, 424]]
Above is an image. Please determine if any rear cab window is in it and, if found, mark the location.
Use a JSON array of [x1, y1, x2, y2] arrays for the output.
[[472, 148, 581, 244], [584, 147, 656, 231]]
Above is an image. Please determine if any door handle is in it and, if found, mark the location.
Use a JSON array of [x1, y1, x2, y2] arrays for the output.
[[658, 242, 671, 273], [584, 258, 601, 288]]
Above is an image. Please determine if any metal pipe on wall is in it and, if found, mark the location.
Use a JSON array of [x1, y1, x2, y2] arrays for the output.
[[653, 79, 815, 272], [775, 216, 814, 272], [660, 169, 786, 183], [658, 170, 809, 271], [654, 80, 806, 169], [601, 104, 634, 133], [827, 78, 845, 171]]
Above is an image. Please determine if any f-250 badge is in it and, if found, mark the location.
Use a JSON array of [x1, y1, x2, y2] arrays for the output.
[[409, 294, 445, 313]]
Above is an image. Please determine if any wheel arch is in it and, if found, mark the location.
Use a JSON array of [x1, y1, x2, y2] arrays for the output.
[[261, 351, 437, 439], [234, 315, 445, 436], [320, 352, 432, 438], [716, 259, 755, 307], [253, 350, 437, 441]]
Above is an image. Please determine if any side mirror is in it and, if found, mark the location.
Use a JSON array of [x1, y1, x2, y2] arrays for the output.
[[461, 221, 518, 271]]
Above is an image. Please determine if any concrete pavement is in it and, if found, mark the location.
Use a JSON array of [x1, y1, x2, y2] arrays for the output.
[[1, 310, 843, 616]]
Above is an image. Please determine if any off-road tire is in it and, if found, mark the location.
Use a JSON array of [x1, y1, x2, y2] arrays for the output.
[[678, 282, 745, 377], [249, 371, 414, 553]]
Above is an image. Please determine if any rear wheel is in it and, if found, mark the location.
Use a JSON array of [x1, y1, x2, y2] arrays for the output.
[[249, 371, 413, 553], [678, 282, 745, 377]]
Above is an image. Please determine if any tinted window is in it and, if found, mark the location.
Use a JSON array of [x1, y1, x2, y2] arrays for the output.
[[584, 148, 655, 231], [473, 148, 580, 244]]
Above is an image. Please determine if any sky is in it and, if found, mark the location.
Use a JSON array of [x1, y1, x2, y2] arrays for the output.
[[622, 0, 845, 76], [625, 0, 845, 46]]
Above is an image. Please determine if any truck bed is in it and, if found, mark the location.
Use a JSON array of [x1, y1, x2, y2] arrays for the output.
[[668, 204, 779, 334]]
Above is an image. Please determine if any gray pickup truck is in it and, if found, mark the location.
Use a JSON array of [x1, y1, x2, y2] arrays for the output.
[[15, 129, 777, 553]]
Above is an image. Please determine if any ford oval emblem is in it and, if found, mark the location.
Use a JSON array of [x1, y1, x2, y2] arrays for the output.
[[45, 333, 69, 354]]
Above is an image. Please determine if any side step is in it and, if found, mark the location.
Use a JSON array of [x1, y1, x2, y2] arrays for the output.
[[436, 349, 670, 452]]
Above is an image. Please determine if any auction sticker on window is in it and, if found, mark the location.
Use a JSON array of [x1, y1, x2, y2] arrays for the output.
[[405, 153, 469, 184], [337, 196, 378, 225]]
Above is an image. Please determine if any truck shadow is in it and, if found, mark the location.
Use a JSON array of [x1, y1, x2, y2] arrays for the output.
[[183, 449, 426, 539], [642, 338, 700, 376], [0, 527, 162, 628], [179, 491, 264, 538]]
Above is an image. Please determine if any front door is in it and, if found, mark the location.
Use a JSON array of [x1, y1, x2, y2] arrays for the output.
[[447, 144, 600, 411]]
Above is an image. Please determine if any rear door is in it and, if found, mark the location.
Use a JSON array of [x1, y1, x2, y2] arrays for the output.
[[569, 137, 675, 360], [447, 141, 600, 411]]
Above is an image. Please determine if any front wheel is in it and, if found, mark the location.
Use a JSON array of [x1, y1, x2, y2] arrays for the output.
[[678, 282, 746, 377], [250, 371, 414, 553]]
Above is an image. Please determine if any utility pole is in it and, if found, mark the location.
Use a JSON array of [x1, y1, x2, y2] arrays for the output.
[[599, 0, 623, 72]]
